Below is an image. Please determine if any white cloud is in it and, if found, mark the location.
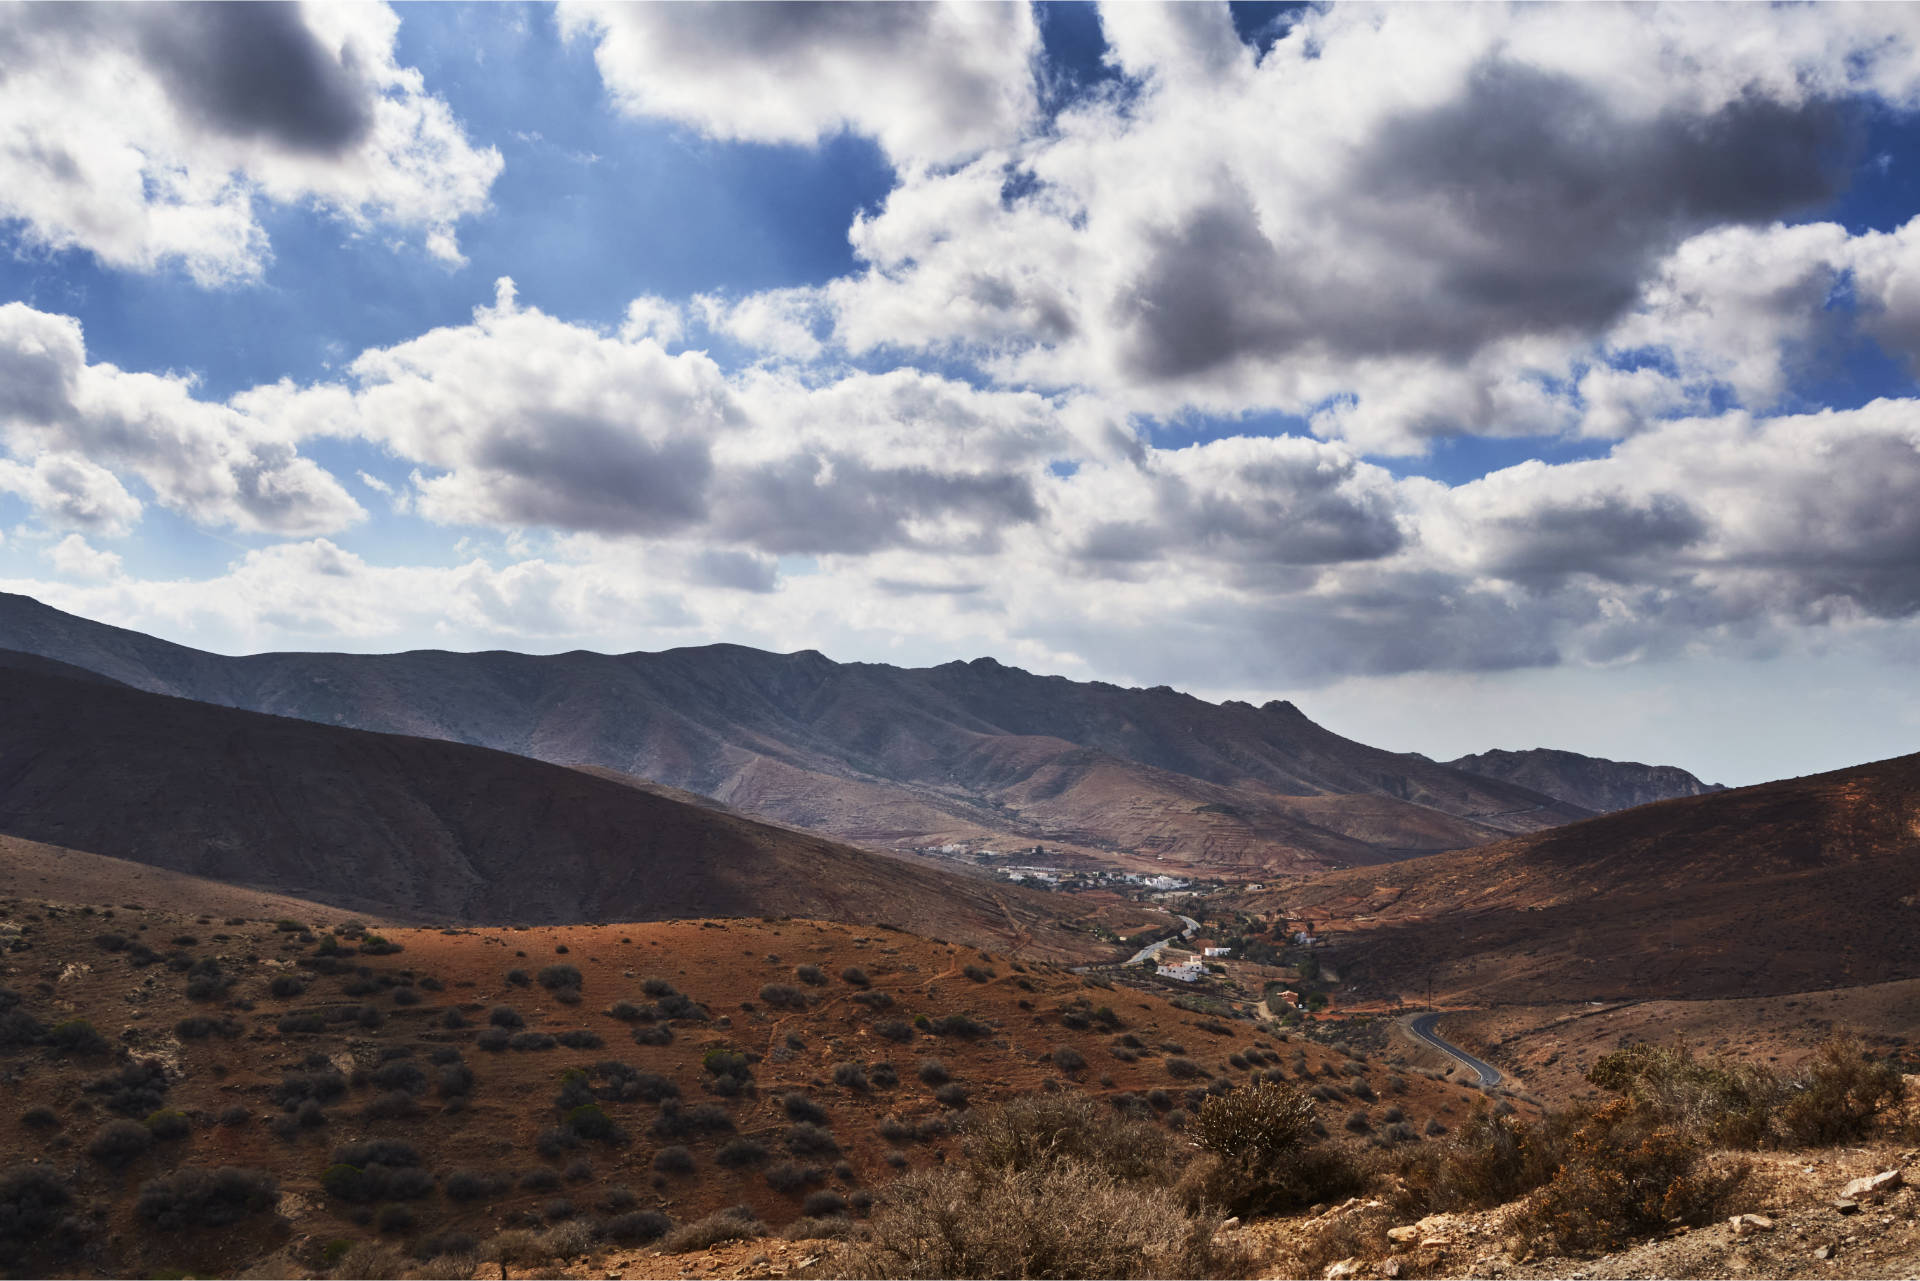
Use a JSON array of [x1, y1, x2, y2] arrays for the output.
[[45, 532, 122, 581], [696, 289, 827, 362], [619, 296, 685, 347], [0, 302, 362, 534], [0, 451, 142, 537], [557, 0, 1040, 166], [0, 1, 500, 284], [246, 280, 1077, 556], [801, 1, 1920, 449]]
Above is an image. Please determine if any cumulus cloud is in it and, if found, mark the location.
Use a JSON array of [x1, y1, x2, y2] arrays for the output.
[[12, 383, 1920, 692], [243, 280, 1078, 556], [0, 1, 500, 283], [807, 1, 1920, 449], [0, 302, 362, 534], [0, 451, 142, 537], [45, 533, 122, 582], [558, 0, 1040, 166]]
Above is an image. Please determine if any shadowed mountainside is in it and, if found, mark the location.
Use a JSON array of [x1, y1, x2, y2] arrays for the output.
[[1444, 746, 1724, 813], [0, 593, 1591, 876], [0, 657, 1092, 958], [1258, 752, 1920, 1003]]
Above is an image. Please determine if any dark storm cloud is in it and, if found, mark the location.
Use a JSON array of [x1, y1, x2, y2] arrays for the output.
[[1115, 59, 1858, 382], [1473, 491, 1708, 584], [1069, 446, 1406, 569], [444, 415, 714, 535], [5, 4, 377, 156], [130, 2, 374, 155], [687, 548, 778, 593], [679, 1, 929, 55], [873, 577, 987, 597]]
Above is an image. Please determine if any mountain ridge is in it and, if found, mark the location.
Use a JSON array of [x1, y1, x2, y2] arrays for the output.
[[1258, 749, 1920, 1003], [0, 653, 1093, 957], [0, 592, 1641, 875], [1444, 745, 1724, 813]]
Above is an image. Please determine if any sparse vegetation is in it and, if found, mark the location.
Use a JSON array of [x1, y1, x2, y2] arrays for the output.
[[87, 1119, 154, 1168], [662, 1205, 765, 1253], [135, 1167, 279, 1229]]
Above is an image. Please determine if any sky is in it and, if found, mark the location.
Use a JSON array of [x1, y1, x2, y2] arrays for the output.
[[4, 1, 1920, 786]]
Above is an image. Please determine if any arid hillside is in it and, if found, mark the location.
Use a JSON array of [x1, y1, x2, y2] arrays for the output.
[[0, 593, 1592, 875], [1254, 751, 1920, 1004], [0, 660, 1093, 959], [0, 898, 1495, 1279], [1443, 746, 1724, 813]]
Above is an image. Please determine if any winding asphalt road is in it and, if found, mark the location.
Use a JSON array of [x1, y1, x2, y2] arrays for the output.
[[1408, 1012, 1503, 1087], [1126, 913, 1203, 966]]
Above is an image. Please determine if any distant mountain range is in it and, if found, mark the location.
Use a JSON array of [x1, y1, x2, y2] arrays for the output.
[[0, 593, 1714, 875], [0, 651, 1085, 956], [1442, 747, 1723, 813], [1262, 751, 1920, 1002]]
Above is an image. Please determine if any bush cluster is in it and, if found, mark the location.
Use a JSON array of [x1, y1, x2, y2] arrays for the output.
[[134, 1167, 279, 1230]]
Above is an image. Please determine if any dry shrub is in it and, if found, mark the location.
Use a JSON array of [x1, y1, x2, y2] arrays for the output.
[[840, 1162, 1250, 1279], [538, 1220, 596, 1259], [1587, 1043, 1782, 1148], [1778, 1036, 1906, 1145], [329, 1241, 412, 1279], [1180, 1080, 1365, 1216], [1510, 1099, 1747, 1254], [480, 1230, 548, 1268], [783, 1215, 868, 1241], [662, 1205, 766, 1252], [1386, 1104, 1564, 1216], [1585, 1034, 1903, 1150], [962, 1092, 1180, 1183], [410, 1253, 479, 1281]]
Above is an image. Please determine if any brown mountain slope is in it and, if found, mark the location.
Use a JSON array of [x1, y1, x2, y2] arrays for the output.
[[1443, 746, 1724, 812], [0, 833, 395, 925], [0, 904, 1502, 1279], [0, 593, 1591, 876], [0, 662, 1092, 959], [1254, 752, 1920, 1003]]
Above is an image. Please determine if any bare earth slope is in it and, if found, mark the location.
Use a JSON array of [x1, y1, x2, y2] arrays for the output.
[[0, 902, 1501, 1280], [0, 593, 1589, 876], [0, 661, 1088, 958], [1444, 746, 1725, 812], [1258, 752, 1920, 1003]]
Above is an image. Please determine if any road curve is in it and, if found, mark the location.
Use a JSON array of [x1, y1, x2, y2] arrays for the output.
[[1125, 913, 1203, 966], [1408, 1012, 1503, 1088]]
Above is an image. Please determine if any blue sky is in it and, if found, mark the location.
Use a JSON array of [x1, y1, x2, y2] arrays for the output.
[[4, 1, 1920, 784]]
